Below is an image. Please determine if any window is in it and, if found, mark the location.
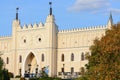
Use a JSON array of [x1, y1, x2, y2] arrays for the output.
[[71, 67, 74, 74], [81, 52, 84, 61], [19, 55, 22, 63], [41, 54, 44, 62], [61, 54, 64, 62], [24, 39, 26, 43], [6, 57, 9, 64], [61, 68, 64, 73], [71, 53, 74, 61], [38, 38, 41, 42]]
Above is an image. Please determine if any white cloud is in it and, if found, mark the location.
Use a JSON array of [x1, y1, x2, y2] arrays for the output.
[[68, 0, 110, 13], [109, 8, 120, 14]]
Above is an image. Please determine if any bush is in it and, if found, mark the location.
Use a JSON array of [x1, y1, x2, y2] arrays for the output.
[[8, 72, 14, 78], [38, 77, 61, 80], [29, 78, 39, 80], [75, 76, 88, 80], [20, 77, 26, 80], [15, 75, 21, 78]]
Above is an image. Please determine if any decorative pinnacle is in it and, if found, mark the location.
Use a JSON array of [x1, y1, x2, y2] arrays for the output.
[[49, 2, 52, 15], [16, 7, 19, 20], [16, 7, 19, 12], [49, 2, 52, 6], [109, 11, 113, 25]]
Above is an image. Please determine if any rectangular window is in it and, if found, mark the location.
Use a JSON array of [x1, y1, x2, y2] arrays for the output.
[[71, 67, 74, 74], [61, 68, 64, 73]]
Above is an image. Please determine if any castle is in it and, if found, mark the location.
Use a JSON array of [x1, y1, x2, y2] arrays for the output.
[[0, 3, 113, 78]]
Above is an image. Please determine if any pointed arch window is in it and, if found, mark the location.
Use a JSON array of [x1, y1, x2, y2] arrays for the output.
[[42, 54, 44, 62], [71, 53, 74, 61], [19, 55, 22, 63], [61, 54, 64, 62], [81, 52, 85, 61], [6, 57, 9, 64]]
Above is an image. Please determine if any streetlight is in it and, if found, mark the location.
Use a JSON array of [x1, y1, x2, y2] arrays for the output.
[[35, 64, 39, 77], [19, 68, 21, 77], [63, 64, 65, 78], [28, 64, 31, 78]]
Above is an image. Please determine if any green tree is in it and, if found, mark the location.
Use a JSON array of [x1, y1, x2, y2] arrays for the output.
[[0, 58, 4, 80], [0, 58, 10, 80], [86, 23, 120, 80]]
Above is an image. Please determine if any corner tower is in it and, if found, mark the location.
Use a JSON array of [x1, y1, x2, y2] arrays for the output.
[[12, 7, 21, 75], [44, 2, 58, 77]]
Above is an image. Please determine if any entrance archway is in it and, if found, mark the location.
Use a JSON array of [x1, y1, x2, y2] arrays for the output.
[[25, 52, 37, 74]]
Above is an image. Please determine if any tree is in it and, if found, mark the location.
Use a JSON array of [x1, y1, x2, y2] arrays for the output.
[[0, 58, 4, 80], [0, 58, 10, 80], [86, 23, 120, 80]]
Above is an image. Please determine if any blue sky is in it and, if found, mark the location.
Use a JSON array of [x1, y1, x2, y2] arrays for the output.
[[0, 0, 120, 36]]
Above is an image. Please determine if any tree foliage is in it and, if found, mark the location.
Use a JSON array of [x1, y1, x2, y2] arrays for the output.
[[0, 58, 10, 80], [86, 23, 120, 80]]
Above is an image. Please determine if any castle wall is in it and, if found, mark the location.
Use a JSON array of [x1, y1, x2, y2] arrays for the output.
[[0, 12, 112, 77], [57, 26, 107, 76], [0, 36, 14, 73]]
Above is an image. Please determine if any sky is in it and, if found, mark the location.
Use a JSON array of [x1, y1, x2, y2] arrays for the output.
[[0, 0, 120, 36]]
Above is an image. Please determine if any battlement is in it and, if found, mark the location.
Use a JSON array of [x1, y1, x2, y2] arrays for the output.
[[17, 22, 45, 31], [58, 25, 108, 33], [16, 15, 55, 31], [0, 35, 12, 40]]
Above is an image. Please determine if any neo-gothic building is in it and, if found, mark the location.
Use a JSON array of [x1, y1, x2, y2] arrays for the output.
[[0, 4, 113, 78]]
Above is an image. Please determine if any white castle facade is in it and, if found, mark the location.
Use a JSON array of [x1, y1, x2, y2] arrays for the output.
[[0, 5, 113, 77]]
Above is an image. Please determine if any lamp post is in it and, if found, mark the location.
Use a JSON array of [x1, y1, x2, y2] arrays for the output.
[[63, 64, 65, 78], [35, 64, 39, 77], [28, 64, 31, 78], [19, 68, 21, 77]]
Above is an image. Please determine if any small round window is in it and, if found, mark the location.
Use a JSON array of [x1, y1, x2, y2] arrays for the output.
[[24, 39, 26, 43], [38, 38, 41, 42]]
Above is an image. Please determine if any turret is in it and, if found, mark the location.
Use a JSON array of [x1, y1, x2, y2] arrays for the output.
[[44, 2, 58, 77], [107, 12, 113, 29], [12, 7, 21, 75]]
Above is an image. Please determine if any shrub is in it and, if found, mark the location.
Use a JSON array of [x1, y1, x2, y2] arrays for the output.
[[38, 77, 61, 80], [20, 77, 26, 80], [75, 76, 88, 80], [8, 72, 14, 78], [29, 78, 39, 80], [15, 75, 21, 78]]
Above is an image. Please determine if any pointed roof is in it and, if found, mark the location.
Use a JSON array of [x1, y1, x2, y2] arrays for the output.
[[109, 12, 113, 24], [16, 7, 19, 20], [49, 2, 52, 15]]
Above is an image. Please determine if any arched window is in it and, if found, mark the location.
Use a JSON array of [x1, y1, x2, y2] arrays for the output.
[[6, 57, 9, 64], [81, 52, 84, 61], [71, 67, 74, 74], [42, 54, 44, 62], [19, 55, 22, 63], [71, 53, 74, 61], [61, 54, 64, 62], [24, 39, 26, 43]]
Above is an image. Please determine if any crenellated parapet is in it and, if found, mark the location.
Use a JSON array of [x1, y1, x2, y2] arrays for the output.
[[0, 35, 12, 40], [17, 22, 45, 31], [58, 25, 108, 33]]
